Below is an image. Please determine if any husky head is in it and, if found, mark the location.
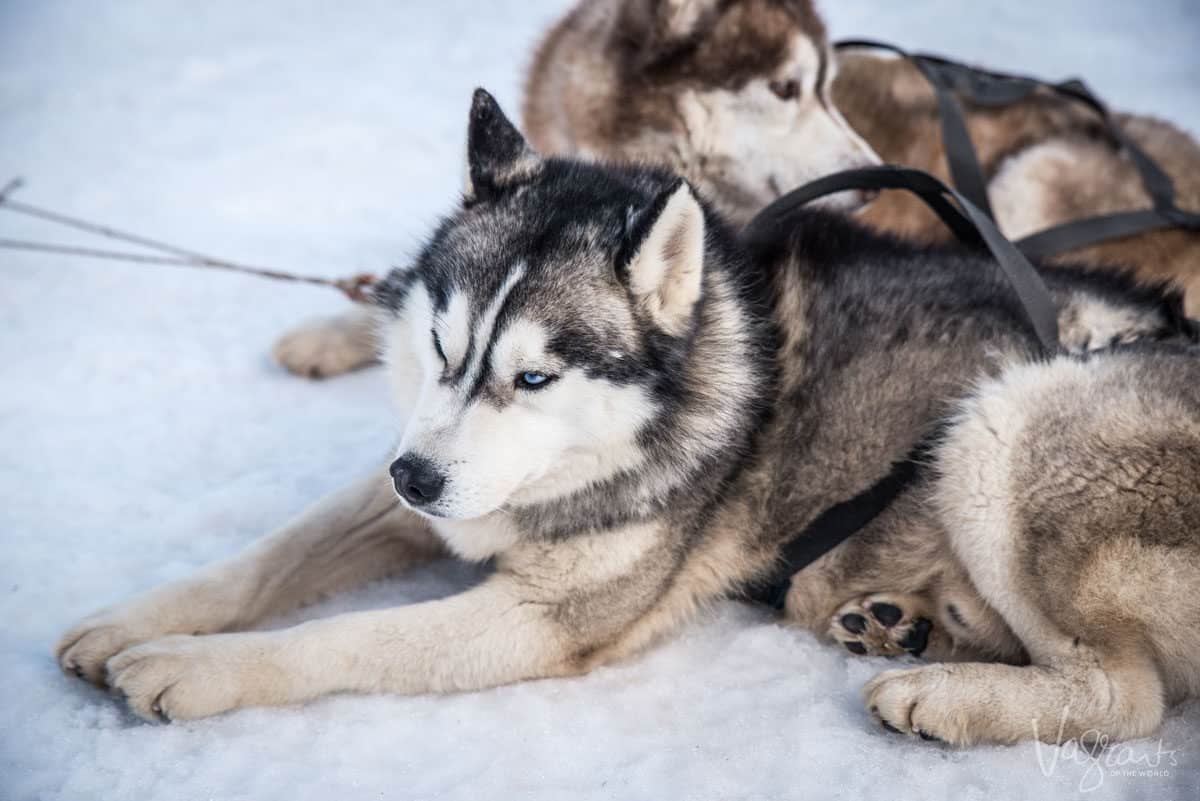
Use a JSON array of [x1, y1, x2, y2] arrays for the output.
[[609, 0, 881, 221], [375, 90, 764, 541]]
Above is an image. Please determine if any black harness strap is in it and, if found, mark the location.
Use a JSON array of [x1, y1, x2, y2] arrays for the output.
[[741, 165, 1060, 609], [834, 39, 998, 216], [834, 39, 1200, 255], [748, 432, 940, 610], [743, 165, 1061, 354], [1016, 209, 1189, 259]]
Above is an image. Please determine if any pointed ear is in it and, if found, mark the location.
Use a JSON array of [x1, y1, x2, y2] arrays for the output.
[[622, 0, 716, 59], [464, 88, 541, 204], [622, 181, 707, 336], [656, 0, 713, 41]]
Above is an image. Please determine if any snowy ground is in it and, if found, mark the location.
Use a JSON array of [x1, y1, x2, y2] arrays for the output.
[[2, 1, 1199, 799]]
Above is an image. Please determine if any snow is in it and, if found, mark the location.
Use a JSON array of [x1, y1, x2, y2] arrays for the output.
[[1, 1, 1198, 799]]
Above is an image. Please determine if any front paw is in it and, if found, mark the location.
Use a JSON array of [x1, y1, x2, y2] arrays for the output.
[[864, 665, 970, 746], [56, 612, 163, 687], [107, 635, 267, 722]]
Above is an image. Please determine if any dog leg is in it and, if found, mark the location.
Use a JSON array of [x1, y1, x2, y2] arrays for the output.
[[56, 466, 443, 686], [102, 515, 701, 721], [864, 642, 1165, 746], [106, 572, 583, 721], [272, 307, 379, 378]]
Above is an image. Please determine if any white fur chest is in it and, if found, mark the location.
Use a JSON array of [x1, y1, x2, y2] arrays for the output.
[[429, 512, 524, 562]]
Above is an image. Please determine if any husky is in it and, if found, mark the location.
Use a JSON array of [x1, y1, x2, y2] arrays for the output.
[[57, 92, 1200, 745], [274, 0, 1200, 379]]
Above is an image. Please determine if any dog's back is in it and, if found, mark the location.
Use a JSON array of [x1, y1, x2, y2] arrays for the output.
[[834, 50, 1200, 314], [732, 206, 1191, 548]]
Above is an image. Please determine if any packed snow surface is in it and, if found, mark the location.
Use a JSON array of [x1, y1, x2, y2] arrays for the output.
[[2, 1, 1198, 799]]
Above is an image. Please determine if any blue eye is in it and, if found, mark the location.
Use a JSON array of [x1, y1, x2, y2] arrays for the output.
[[516, 371, 553, 390]]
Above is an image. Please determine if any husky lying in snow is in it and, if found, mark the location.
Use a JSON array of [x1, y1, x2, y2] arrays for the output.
[[58, 91, 1200, 745], [273, 0, 1200, 379]]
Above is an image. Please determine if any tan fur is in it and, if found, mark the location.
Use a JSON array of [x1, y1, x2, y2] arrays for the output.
[[56, 465, 444, 689], [272, 307, 380, 378], [57, 485, 773, 720], [784, 491, 1026, 666], [862, 351, 1200, 745]]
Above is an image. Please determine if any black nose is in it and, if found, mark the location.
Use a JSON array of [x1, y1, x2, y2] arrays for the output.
[[389, 454, 446, 507]]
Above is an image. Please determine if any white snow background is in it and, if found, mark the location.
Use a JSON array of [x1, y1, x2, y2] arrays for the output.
[[2, 1, 1199, 799]]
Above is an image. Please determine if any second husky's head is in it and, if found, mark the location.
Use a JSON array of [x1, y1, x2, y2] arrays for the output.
[[527, 0, 881, 224], [376, 90, 763, 533]]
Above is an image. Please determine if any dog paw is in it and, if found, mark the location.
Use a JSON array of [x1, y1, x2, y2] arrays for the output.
[[865, 665, 973, 746], [106, 634, 268, 722], [56, 613, 162, 687], [830, 593, 934, 658], [272, 313, 377, 379]]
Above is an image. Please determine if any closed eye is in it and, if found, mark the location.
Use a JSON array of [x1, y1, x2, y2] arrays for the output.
[[431, 330, 447, 365]]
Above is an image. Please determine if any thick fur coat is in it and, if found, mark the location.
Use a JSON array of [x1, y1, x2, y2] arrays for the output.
[[58, 93, 1200, 746]]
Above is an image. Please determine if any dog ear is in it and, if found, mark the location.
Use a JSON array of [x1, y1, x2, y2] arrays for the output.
[[464, 88, 541, 204], [620, 180, 706, 337], [620, 0, 717, 61], [654, 0, 713, 42]]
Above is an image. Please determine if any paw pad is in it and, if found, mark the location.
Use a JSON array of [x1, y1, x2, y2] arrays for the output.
[[840, 613, 868, 634], [870, 603, 902, 627], [830, 593, 936, 658]]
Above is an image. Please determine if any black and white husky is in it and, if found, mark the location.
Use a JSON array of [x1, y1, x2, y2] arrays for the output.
[[58, 91, 1200, 746]]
